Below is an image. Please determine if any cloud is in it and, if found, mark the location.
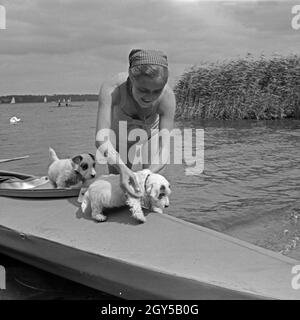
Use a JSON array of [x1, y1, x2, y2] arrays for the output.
[[0, 0, 299, 94]]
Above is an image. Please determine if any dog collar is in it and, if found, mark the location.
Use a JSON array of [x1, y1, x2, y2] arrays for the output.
[[144, 173, 151, 191], [141, 173, 152, 210]]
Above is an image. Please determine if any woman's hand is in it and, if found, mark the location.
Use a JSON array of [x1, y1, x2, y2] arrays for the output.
[[120, 166, 142, 198]]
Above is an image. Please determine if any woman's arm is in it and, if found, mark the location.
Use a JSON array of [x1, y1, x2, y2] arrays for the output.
[[148, 86, 176, 173], [95, 76, 142, 197]]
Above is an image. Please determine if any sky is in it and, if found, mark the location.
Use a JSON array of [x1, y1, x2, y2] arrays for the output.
[[0, 0, 299, 95]]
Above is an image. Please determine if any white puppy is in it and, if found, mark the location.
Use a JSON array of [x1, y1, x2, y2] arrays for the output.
[[48, 147, 96, 188], [80, 169, 171, 223]]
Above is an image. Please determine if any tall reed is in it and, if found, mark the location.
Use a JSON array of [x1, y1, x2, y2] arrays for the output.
[[174, 54, 300, 120]]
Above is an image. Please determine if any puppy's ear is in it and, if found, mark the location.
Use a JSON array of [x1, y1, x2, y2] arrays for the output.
[[150, 184, 159, 199], [144, 176, 154, 195], [72, 155, 83, 164]]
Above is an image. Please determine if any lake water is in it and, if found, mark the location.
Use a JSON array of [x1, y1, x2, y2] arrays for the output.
[[0, 102, 300, 299]]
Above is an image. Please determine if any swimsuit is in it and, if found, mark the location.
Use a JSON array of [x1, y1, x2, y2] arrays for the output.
[[109, 77, 160, 168], [111, 78, 160, 151]]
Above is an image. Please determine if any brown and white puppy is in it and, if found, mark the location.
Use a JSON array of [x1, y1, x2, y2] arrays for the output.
[[48, 147, 96, 188], [80, 169, 171, 223]]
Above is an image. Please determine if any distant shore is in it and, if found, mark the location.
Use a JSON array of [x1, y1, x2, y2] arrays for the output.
[[0, 94, 98, 104]]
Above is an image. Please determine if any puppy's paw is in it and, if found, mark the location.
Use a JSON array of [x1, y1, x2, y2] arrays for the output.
[[132, 211, 146, 223], [56, 183, 67, 189], [93, 213, 107, 222]]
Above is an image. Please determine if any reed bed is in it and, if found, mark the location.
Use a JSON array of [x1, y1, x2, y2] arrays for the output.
[[174, 54, 300, 120]]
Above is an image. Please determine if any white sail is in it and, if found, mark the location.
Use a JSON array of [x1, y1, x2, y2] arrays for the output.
[[10, 97, 15, 104], [44, 96, 47, 103]]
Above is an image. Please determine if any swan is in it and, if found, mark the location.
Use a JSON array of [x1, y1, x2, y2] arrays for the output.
[[9, 116, 21, 124]]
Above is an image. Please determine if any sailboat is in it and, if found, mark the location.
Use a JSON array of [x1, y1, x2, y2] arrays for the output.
[[10, 97, 15, 104], [44, 96, 47, 103]]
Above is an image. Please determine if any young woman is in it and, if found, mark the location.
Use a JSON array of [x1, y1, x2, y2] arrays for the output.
[[95, 49, 176, 197]]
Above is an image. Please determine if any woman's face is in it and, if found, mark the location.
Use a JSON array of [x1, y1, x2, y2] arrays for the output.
[[130, 76, 167, 109]]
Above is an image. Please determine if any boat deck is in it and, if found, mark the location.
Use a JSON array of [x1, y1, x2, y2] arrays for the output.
[[0, 196, 299, 299]]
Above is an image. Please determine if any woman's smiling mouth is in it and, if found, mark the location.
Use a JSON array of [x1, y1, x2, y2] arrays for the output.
[[141, 98, 152, 104]]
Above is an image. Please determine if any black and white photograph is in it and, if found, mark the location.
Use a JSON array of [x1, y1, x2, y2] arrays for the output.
[[0, 0, 300, 304]]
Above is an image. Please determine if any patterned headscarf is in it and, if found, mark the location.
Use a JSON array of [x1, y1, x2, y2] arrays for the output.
[[129, 49, 168, 69]]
